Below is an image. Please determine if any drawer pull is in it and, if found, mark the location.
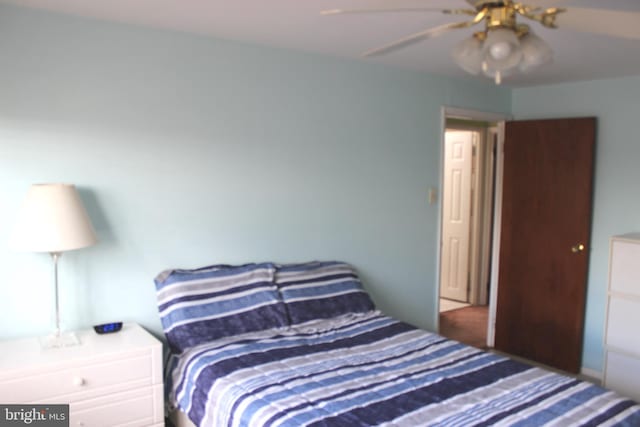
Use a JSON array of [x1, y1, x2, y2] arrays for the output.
[[73, 377, 86, 386]]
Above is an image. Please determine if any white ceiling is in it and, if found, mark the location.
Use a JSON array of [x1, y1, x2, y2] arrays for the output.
[[3, 0, 640, 87]]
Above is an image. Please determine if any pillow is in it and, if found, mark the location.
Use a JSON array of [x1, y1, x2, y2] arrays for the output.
[[275, 261, 375, 325], [155, 262, 288, 352]]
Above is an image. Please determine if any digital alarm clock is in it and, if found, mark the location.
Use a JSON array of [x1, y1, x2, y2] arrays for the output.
[[93, 322, 123, 334]]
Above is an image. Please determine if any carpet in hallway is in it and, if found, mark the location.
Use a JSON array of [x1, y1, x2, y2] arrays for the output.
[[439, 305, 488, 350]]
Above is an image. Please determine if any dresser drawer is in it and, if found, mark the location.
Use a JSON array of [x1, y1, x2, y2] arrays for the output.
[[0, 352, 153, 403], [604, 350, 640, 402], [71, 384, 164, 427], [606, 296, 640, 356], [610, 240, 640, 297]]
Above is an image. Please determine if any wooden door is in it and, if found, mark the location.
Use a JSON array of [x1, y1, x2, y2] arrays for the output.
[[440, 130, 475, 302], [494, 117, 595, 373]]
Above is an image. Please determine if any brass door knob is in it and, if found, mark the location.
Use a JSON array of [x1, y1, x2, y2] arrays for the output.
[[571, 244, 585, 253]]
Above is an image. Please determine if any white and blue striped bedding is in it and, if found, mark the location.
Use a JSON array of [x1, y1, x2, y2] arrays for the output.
[[275, 261, 376, 324], [156, 261, 374, 352], [166, 311, 640, 427], [156, 263, 289, 352]]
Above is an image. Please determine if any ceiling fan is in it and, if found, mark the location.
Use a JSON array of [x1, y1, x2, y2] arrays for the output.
[[322, 1, 640, 84]]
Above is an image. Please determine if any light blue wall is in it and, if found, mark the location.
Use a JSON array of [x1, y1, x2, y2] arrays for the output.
[[0, 5, 510, 341], [512, 76, 640, 372], [1, 3, 631, 378]]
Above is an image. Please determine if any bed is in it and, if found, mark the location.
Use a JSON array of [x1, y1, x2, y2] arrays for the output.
[[155, 261, 640, 427]]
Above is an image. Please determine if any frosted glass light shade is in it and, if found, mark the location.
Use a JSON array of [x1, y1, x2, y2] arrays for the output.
[[519, 31, 553, 72], [452, 36, 484, 75], [451, 27, 552, 84], [482, 28, 522, 73], [10, 184, 97, 253]]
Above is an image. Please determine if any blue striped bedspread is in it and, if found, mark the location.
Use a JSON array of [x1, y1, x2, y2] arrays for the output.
[[167, 311, 640, 426]]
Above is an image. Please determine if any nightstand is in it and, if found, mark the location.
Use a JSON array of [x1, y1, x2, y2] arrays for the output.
[[0, 323, 164, 426]]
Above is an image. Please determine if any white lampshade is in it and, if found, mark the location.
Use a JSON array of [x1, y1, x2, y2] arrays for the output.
[[10, 183, 98, 253]]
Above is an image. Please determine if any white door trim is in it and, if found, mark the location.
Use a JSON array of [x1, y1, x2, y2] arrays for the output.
[[436, 106, 511, 346], [477, 126, 496, 306], [486, 121, 505, 348]]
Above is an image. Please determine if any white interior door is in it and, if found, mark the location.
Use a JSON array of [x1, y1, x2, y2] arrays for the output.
[[440, 130, 474, 302]]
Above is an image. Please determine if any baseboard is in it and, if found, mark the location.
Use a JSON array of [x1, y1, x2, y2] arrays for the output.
[[168, 408, 196, 427], [580, 367, 603, 385], [490, 349, 604, 385]]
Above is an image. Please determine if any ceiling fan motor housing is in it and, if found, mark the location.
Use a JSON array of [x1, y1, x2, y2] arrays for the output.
[[486, 3, 517, 30]]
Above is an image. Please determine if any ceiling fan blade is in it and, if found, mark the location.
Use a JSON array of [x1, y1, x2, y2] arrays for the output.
[[321, 7, 475, 16], [362, 20, 480, 57], [556, 7, 640, 39], [522, 0, 570, 8]]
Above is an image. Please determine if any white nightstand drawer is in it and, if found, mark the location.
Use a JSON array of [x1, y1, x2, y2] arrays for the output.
[[0, 352, 153, 403], [71, 383, 164, 427], [0, 324, 164, 425]]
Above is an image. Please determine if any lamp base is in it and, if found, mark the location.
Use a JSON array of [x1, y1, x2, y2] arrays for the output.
[[39, 331, 80, 349]]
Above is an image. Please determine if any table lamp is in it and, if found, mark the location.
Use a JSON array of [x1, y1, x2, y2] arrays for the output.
[[10, 183, 98, 348]]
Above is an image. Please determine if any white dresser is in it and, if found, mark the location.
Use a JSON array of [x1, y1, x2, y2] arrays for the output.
[[604, 233, 640, 402], [0, 323, 164, 426]]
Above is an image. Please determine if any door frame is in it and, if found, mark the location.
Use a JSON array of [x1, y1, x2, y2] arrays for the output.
[[436, 106, 511, 347]]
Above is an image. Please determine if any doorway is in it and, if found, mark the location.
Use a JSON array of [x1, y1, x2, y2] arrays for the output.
[[437, 110, 595, 375], [437, 107, 509, 349]]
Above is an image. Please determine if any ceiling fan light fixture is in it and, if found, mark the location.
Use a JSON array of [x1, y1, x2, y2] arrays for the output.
[[519, 31, 553, 72], [481, 28, 522, 72], [451, 35, 484, 75], [332, 0, 640, 86]]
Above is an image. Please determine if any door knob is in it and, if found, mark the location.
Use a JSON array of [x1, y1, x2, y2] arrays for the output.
[[571, 244, 585, 253]]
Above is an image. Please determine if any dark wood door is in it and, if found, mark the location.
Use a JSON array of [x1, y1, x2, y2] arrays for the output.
[[494, 117, 596, 373]]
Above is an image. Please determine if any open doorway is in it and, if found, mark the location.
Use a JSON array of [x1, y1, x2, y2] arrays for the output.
[[437, 108, 508, 350]]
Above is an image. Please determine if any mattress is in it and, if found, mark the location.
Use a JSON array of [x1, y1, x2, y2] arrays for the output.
[[166, 311, 640, 426]]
